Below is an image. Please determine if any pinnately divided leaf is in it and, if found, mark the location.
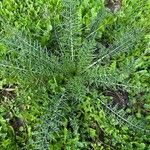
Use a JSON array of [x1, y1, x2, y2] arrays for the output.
[[0, 0, 149, 149]]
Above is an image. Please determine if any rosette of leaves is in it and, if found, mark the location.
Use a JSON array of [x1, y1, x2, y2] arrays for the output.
[[0, 0, 149, 149]]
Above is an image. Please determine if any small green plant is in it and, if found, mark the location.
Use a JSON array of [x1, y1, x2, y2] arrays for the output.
[[0, 0, 150, 149]]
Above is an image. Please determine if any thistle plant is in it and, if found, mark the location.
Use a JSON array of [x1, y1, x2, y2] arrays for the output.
[[0, 0, 149, 149]]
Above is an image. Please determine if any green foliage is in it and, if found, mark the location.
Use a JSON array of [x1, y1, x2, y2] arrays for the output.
[[0, 0, 60, 46], [0, 0, 150, 149]]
